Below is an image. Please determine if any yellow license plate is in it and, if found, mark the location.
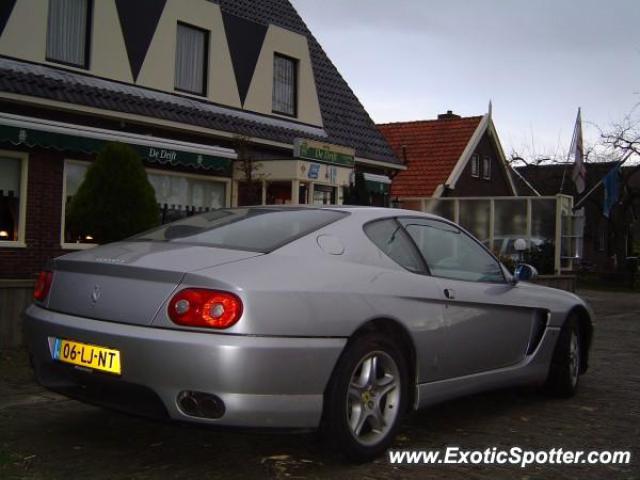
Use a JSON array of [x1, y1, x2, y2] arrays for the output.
[[52, 338, 121, 375]]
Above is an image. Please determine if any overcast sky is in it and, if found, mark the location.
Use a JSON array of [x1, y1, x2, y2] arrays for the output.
[[291, 0, 640, 160]]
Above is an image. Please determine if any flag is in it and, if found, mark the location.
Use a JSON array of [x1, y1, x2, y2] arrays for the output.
[[603, 166, 621, 218], [570, 108, 586, 194]]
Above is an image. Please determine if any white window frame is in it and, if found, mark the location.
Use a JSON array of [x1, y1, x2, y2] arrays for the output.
[[482, 156, 491, 180], [60, 159, 97, 250], [272, 53, 298, 117], [146, 167, 231, 214], [0, 150, 28, 249], [61, 160, 232, 250], [45, 0, 92, 69], [174, 22, 209, 96], [470, 154, 480, 178]]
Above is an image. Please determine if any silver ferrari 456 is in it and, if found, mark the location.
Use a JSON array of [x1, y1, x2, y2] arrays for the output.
[[24, 206, 593, 461]]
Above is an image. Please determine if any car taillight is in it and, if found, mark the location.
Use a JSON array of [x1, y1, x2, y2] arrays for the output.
[[33, 270, 53, 301], [168, 289, 243, 329]]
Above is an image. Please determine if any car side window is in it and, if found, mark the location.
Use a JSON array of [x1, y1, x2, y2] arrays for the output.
[[364, 219, 427, 274], [399, 218, 505, 283]]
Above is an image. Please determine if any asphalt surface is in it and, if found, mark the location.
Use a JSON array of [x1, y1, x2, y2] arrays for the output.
[[1, 289, 638, 479]]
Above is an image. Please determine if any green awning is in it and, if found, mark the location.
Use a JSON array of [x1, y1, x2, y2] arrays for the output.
[[0, 123, 233, 175], [362, 173, 391, 194]]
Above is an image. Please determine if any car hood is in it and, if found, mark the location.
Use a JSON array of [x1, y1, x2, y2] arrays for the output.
[[510, 281, 593, 325]]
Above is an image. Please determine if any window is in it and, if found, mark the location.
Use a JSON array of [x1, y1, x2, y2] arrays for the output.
[[0, 153, 27, 246], [175, 23, 209, 95], [265, 181, 292, 205], [400, 218, 504, 283], [62, 160, 95, 246], [132, 208, 347, 253], [46, 0, 91, 68], [272, 54, 297, 116], [482, 156, 491, 180], [471, 154, 480, 177], [313, 185, 335, 205], [147, 170, 226, 223], [364, 219, 426, 274], [597, 228, 606, 252], [62, 160, 228, 247]]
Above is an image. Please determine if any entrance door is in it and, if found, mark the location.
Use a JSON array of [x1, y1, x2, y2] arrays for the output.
[[313, 185, 335, 205], [266, 181, 292, 205]]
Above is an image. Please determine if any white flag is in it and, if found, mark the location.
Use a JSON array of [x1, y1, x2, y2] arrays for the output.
[[570, 108, 586, 194]]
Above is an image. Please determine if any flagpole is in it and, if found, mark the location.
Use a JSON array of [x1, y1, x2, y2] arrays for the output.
[[559, 109, 580, 193], [572, 150, 634, 211], [509, 162, 542, 196]]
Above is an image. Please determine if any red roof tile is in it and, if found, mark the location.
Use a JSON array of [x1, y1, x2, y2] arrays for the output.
[[378, 116, 483, 197]]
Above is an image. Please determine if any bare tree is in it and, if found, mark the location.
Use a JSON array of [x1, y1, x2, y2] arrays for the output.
[[600, 103, 640, 159], [593, 105, 640, 269], [234, 135, 266, 205], [509, 108, 640, 274]]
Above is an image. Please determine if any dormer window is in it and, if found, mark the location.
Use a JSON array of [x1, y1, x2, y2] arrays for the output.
[[482, 156, 491, 180], [175, 23, 209, 96], [471, 154, 480, 177], [272, 54, 297, 116], [46, 0, 92, 68]]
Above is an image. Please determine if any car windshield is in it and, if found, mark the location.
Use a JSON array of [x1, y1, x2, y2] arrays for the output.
[[131, 207, 348, 253]]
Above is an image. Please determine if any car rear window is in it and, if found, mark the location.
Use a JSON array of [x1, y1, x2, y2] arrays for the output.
[[131, 208, 348, 253], [364, 218, 427, 274]]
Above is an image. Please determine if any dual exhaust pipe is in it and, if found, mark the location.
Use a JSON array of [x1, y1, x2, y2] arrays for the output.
[[177, 391, 225, 419]]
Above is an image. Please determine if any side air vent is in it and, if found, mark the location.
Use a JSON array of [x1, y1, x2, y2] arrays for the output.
[[526, 310, 549, 355]]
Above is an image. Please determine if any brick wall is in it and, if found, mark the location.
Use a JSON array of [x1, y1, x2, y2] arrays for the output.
[[0, 148, 67, 279]]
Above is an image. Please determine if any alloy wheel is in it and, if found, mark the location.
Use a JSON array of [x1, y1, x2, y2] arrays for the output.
[[569, 331, 580, 387], [346, 351, 401, 446]]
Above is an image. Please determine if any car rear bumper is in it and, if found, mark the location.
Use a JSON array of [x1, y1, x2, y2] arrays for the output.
[[23, 304, 346, 428]]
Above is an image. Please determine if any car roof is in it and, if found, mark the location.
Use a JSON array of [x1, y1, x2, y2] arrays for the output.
[[239, 204, 442, 221]]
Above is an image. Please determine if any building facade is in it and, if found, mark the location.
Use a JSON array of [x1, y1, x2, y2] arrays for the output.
[[0, 0, 401, 280], [515, 162, 640, 272], [378, 109, 516, 201]]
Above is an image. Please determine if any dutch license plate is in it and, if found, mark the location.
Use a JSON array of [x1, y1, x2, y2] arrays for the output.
[[52, 338, 121, 375]]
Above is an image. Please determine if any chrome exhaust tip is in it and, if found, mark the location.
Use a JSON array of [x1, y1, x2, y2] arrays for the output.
[[177, 391, 225, 419]]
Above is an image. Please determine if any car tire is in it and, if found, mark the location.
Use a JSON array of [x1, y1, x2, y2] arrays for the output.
[[321, 333, 408, 462], [544, 315, 581, 398]]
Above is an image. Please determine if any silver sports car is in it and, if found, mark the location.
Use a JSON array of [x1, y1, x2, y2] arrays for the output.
[[24, 206, 593, 461]]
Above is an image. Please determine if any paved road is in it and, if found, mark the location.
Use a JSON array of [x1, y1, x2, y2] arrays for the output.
[[1, 290, 638, 479]]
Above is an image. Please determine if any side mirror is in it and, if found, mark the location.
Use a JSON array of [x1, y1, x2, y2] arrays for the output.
[[513, 263, 538, 284]]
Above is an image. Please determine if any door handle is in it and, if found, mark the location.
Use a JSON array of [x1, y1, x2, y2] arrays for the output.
[[444, 288, 456, 300]]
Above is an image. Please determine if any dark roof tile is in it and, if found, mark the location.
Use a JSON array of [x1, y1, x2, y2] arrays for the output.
[[0, 0, 399, 165]]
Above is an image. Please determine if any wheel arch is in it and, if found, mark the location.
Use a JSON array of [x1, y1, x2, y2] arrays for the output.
[[568, 305, 593, 373], [341, 317, 418, 411]]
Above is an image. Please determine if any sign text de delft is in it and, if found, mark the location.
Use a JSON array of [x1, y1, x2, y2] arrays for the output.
[[147, 147, 178, 162], [294, 139, 355, 167]]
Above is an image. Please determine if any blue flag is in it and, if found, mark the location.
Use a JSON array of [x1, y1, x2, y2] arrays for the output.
[[603, 166, 621, 218]]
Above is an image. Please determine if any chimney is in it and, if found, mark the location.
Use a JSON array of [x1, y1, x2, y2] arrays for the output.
[[401, 145, 408, 164], [437, 110, 461, 120]]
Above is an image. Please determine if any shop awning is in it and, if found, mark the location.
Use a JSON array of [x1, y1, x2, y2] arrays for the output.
[[362, 173, 392, 194], [0, 112, 236, 175]]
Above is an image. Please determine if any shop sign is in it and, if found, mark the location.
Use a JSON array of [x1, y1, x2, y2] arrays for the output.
[[328, 166, 337, 185], [307, 163, 321, 179], [147, 147, 178, 162], [294, 138, 355, 167], [0, 124, 232, 175]]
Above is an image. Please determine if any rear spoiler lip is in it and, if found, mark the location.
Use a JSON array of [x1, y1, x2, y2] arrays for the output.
[[51, 258, 185, 283]]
